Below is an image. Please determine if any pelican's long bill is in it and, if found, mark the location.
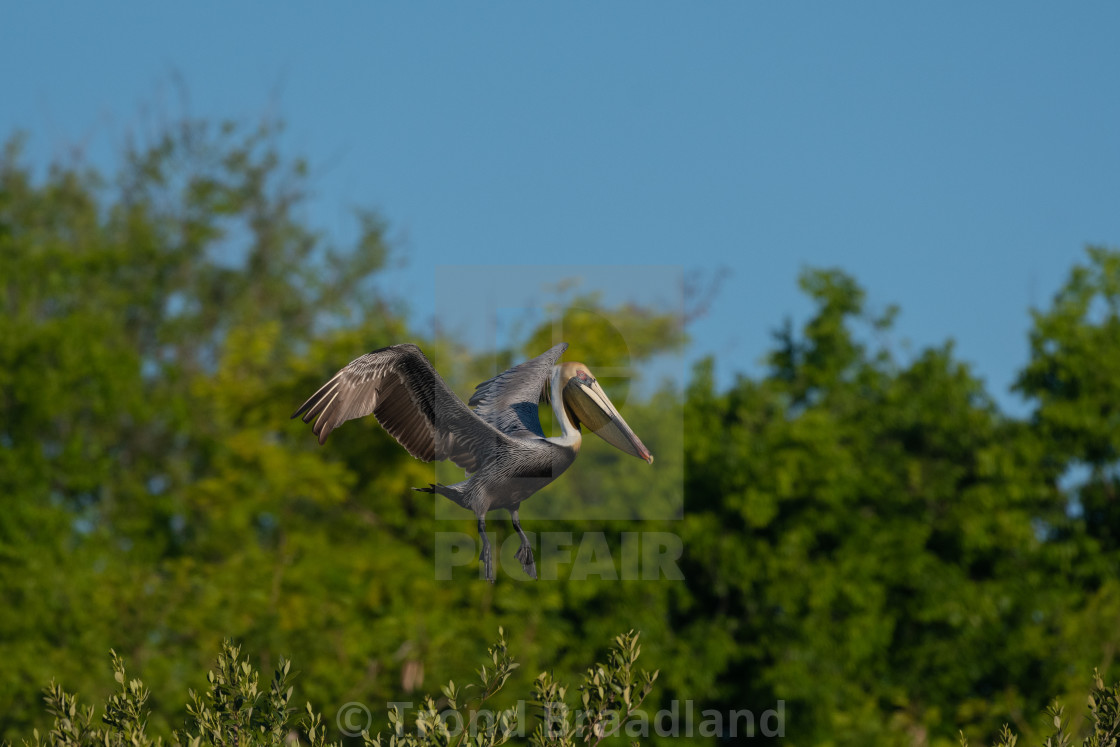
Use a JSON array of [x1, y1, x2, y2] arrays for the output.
[[293, 343, 655, 582], [562, 367, 654, 464]]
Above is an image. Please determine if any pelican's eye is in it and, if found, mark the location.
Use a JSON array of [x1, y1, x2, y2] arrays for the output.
[[576, 370, 595, 384]]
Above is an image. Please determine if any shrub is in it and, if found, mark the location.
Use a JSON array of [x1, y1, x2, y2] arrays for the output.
[[959, 670, 1120, 747], [7, 631, 658, 747]]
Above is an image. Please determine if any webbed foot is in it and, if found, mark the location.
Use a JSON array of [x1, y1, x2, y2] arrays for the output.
[[515, 542, 537, 580]]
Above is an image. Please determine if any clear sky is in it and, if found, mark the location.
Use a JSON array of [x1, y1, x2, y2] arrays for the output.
[[5, 3, 1119, 414]]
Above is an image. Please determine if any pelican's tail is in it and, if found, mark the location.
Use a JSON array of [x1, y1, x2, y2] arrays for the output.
[[412, 482, 469, 508]]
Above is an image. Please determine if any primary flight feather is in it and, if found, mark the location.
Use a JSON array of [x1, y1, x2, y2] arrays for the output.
[[292, 343, 653, 582]]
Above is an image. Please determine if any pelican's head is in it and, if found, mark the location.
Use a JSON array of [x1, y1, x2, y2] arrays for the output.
[[556, 361, 654, 464]]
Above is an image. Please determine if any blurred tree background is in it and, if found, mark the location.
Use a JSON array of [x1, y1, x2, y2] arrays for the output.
[[1, 119, 1118, 747]]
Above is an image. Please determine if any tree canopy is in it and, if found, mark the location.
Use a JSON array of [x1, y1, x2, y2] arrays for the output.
[[2, 119, 1119, 747]]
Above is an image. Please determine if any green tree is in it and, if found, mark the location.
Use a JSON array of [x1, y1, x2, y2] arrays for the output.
[[1015, 246, 1120, 734], [7, 110, 1120, 747], [0, 120, 409, 736], [0, 120, 687, 742], [679, 268, 1074, 745], [1016, 247, 1120, 550]]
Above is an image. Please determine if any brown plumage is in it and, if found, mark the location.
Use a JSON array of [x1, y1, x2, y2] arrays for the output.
[[292, 342, 652, 582]]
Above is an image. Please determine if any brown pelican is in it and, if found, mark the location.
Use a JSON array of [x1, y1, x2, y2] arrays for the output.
[[292, 342, 653, 582]]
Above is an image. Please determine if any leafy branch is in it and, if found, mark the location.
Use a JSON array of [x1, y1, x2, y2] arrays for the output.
[[9, 632, 658, 747], [529, 631, 658, 747], [959, 669, 1120, 747]]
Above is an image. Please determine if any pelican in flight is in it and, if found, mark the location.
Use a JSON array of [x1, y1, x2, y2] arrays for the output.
[[292, 342, 653, 582]]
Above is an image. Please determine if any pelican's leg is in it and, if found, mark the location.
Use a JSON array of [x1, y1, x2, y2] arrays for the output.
[[510, 508, 537, 580], [478, 516, 495, 584]]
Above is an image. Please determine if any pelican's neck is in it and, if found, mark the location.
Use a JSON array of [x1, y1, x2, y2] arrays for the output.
[[545, 366, 582, 451]]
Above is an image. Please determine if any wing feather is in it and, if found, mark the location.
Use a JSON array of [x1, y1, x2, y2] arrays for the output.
[[292, 343, 508, 472], [468, 343, 568, 438]]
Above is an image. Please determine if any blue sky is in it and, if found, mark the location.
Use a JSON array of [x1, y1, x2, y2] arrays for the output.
[[5, 3, 1119, 413]]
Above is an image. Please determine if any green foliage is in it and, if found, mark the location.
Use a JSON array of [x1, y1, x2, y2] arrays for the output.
[[15, 640, 324, 747], [681, 258, 1120, 745], [529, 631, 657, 747], [957, 670, 1120, 747], [1015, 248, 1120, 567], [1016, 247, 1120, 471], [4, 113, 1120, 747], [0, 119, 411, 736], [370, 628, 521, 747], [12, 635, 1120, 747], [9, 633, 656, 747], [179, 643, 298, 747]]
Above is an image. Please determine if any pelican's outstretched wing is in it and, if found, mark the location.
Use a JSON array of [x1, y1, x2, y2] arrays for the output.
[[292, 344, 505, 472], [468, 343, 568, 438]]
